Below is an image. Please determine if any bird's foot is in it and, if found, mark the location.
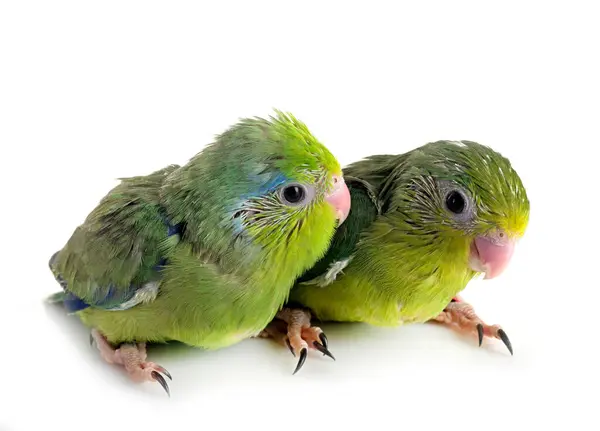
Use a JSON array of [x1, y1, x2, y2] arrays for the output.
[[90, 329, 172, 395], [431, 297, 513, 355], [258, 308, 334, 374]]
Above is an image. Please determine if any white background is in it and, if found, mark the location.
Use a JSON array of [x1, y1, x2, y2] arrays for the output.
[[1, 1, 598, 430]]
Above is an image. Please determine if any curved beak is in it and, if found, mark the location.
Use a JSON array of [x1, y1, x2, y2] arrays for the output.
[[325, 175, 351, 225], [469, 231, 516, 279]]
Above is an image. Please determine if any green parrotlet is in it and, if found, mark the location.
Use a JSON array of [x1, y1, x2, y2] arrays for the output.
[[47, 111, 351, 394], [260, 140, 529, 368]]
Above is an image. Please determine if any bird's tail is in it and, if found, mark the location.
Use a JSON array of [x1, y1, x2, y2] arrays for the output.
[[46, 291, 67, 304], [46, 250, 67, 304]]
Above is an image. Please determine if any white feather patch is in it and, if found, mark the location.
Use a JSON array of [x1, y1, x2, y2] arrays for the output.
[[301, 257, 353, 287], [105, 281, 160, 311]]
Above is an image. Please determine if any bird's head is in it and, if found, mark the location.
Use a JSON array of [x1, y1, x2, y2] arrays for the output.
[[164, 110, 350, 275], [227, 110, 351, 248], [385, 140, 529, 279]]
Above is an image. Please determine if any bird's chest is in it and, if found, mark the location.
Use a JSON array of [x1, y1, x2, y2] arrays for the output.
[[390, 270, 470, 324]]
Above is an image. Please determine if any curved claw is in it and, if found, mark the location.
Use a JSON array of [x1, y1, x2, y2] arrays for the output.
[[497, 329, 513, 355], [285, 338, 295, 357], [319, 333, 328, 349], [151, 371, 171, 397], [313, 341, 336, 361], [476, 323, 484, 347], [154, 365, 172, 381], [292, 348, 308, 375], [89, 333, 95, 347]]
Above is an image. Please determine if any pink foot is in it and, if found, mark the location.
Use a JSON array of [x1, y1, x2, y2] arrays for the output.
[[257, 308, 334, 375], [431, 297, 513, 355], [90, 329, 172, 395]]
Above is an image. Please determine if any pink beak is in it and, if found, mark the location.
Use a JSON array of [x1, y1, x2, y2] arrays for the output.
[[469, 231, 516, 279], [325, 175, 351, 225]]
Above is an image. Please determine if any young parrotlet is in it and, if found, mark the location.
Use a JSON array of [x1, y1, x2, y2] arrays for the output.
[[259, 140, 529, 370], [47, 111, 351, 395]]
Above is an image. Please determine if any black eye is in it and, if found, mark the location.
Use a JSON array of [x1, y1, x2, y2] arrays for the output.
[[445, 191, 465, 214], [282, 184, 306, 204]]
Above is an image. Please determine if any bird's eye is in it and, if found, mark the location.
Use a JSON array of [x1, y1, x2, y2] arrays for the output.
[[280, 184, 307, 205], [278, 183, 315, 207], [283, 185, 304, 203], [445, 190, 466, 214]]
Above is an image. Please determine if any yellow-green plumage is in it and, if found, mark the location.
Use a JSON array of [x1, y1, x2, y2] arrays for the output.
[[49, 111, 343, 349], [292, 140, 529, 326]]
